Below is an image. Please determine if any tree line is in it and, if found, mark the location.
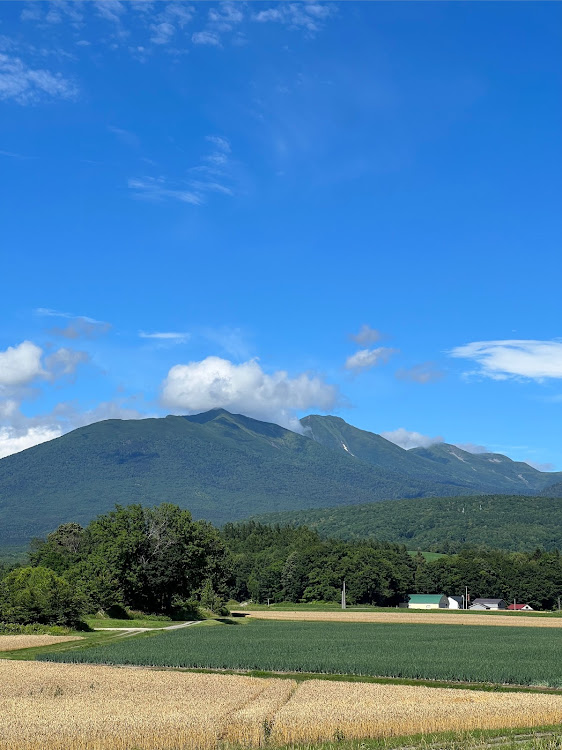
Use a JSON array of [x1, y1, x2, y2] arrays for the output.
[[224, 521, 562, 610], [1, 507, 561, 626]]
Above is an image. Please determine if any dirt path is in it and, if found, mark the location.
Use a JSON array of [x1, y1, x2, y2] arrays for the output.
[[94, 620, 200, 634]]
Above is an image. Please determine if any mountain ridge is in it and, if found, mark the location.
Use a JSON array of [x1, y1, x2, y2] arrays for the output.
[[0, 408, 559, 546]]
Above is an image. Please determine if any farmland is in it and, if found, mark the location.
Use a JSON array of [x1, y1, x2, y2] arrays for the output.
[[236, 610, 562, 627], [2, 661, 562, 750], [41, 619, 562, 687], [0, 635, 82, 652]]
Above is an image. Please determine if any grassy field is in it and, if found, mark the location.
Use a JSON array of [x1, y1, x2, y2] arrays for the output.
[[2, 661, 562, 749], [40, 619, 562, 687], [407, 550, 446, 561]]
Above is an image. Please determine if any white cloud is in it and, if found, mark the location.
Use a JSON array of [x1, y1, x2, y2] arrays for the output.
[[345, 347, 397, 373], [205, 135, 230, 153], [350, 325, 381, 346], [191, 31, 221, 46], [52, 399, 148, 429], [396, 362, 444, 384], [36, 308, 111, 339], [0, 341, 44, 387], [0, 425, 62, 459], [44, 348, 90, 377], [252, 3, 333, 33], [524, 459, 555, 472], [94, 0, 125, 24], [381, 428, 443, 450], [455, 442, 488, 454], [0, 397, 149, 460], [161, 355, 338, 432], [108, 125, 140, 148], [139, 331, 190, 341], [150, 21, 176, 45], [128, 135, 235, 205], [0, 52, 78, 104], [450, 339, 562, 380], [128, 176, 202, 205], [208, 3, 244, 31]]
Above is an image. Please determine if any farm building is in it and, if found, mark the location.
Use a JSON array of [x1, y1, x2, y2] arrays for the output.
[[507, 603, 534, 611], [447, 596, 464, 609], [469, 598, 507, 610], [407, 594, 449, 609]]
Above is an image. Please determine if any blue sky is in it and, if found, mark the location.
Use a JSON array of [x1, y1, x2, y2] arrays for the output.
[[1, 1, 561, 470]]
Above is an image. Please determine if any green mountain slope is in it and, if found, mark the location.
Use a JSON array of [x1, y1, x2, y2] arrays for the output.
[[252, 494, 562, 552], [302, 415, 560, 494], [409, 443, 558, 493], [0, 409, 470, 545], [540, 482, 562, 497], [301, 415, 448, 481]]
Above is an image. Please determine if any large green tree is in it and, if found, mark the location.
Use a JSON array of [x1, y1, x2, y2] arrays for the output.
[[0, 566, 83, 625]]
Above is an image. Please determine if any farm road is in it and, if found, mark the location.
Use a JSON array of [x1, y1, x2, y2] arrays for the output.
[[94, 621, 200, 634]]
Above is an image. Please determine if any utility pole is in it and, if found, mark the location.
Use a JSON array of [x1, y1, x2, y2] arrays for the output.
[[341, 580, 346, 610], [465, 586, 468, 610]]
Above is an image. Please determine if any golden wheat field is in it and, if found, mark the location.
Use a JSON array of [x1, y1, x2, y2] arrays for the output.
[[0, 635, 83, 652], [235, 610, 562, 628], [1, 661, 562, 750]]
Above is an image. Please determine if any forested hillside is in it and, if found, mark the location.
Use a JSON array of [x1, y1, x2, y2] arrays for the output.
[[253, 495, 562, 553], [1, 409, 560, 547], [303, 415, 559, 493], [0, 410, 468, 544]]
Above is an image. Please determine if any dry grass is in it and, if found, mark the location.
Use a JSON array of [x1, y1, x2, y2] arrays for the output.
[[270, 680, 562, 745], [0, 635, 83, 652], [1, 661, 562, 749], [235, 610, 562, 628]]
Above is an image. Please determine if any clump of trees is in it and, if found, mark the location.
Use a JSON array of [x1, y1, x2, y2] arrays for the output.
[[0, 566, 83, 626], [224, 522, 414, 606], [25, 504, 231, 622]]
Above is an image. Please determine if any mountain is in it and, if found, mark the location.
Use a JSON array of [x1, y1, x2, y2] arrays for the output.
[[303, 415, 559, 494], [251, 494, 562, 553], [0, 409, 559, 547], [540, 482, 562, 497], [0, 409, 471, 545]]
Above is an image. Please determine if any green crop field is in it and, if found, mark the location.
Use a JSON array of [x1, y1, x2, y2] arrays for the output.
[[40, 619, 562, 688]]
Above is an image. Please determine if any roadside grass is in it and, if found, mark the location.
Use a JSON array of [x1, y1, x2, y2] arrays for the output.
[[39, 618, 562, 688], [272, 725, 562, 750], [84, 616, 174, 629], [0, 626, 143, 660]]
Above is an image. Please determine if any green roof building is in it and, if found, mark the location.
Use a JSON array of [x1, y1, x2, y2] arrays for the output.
[[407, 594, 449, 609]]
